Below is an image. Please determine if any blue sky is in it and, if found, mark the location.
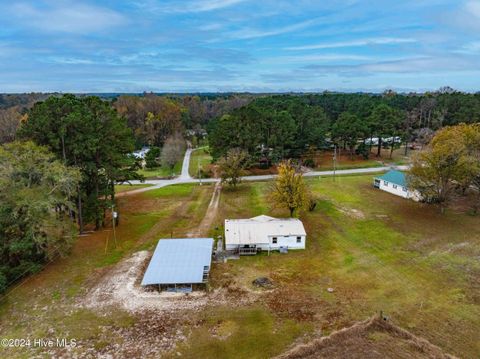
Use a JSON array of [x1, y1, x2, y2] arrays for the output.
[[0, 0, 479, 93]]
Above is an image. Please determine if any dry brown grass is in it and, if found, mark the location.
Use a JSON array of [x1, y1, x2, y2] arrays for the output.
[[277, 314, 457, 359]]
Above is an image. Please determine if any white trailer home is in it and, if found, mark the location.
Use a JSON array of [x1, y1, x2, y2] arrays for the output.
[[374, 170, 420, 201], [224, 215, 306, 254]]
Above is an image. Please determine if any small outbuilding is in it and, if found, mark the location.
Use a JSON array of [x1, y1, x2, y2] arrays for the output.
[[374, 170, 420, 201], [224, 215, 306, 255], [141, 238, 213, 292]]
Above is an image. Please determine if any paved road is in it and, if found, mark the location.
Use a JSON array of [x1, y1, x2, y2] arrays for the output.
[[180, 147, 193, 180], [120, 149, 409, 196]]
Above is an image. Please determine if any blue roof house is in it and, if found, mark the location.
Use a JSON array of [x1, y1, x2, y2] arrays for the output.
[[142, 238, 213, 292], [373, 170, 420, 201]]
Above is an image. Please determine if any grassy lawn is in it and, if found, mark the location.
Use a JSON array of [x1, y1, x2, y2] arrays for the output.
[[138, 159, 183, 179], [170, 307, 307, 359], [189, 147, 213, 178], [0, 183, 214, 358], [115, 183, 153, 193], [198, 176, 480, 358]]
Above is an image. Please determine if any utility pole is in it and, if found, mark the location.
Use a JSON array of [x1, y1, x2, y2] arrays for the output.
[[111, 204, 117, 248], [198, 158, 202, 186], [333, 144, 337, 182]]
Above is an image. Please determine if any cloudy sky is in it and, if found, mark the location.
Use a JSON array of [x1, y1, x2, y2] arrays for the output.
[[0, 0, 479, 93]]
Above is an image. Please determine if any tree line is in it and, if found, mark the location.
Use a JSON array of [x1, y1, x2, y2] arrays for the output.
[[0, 95, 140, 293], [208, 89, 480, 164]]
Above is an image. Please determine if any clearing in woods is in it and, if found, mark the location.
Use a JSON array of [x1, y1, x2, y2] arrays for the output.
[[0, 175, 479, 358]]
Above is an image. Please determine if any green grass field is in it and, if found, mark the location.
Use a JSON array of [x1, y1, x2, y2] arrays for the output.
[[189, 147, 213, 178], [200, 176, 480, 358], [115, 183, 153, 193], [138, 158, 184, 179], [1, 175, 478, 358]]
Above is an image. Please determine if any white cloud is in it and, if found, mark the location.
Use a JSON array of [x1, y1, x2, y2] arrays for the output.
[[264, 54, 372, 64], [448, 0, 480, 31], [135, 0, 248, 13], [303, 55, 480, 74], [465, 0, 480, 18], [191, 0, 247, 12], [9, 2, 125, 34], [464, 41, 480, 51], [198, 23, 224, 31], [285, 37, 417, 50], [47, 57, 96, 65], [228, 18, 318, 40]]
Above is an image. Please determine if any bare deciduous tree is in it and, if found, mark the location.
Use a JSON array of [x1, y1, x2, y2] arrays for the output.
[[0, 107, 22, 144], [161, 134, 186, 169]]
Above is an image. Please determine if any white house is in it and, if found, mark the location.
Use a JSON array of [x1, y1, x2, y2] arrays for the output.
[[224, 215, 306, 254], [374, 170, 420, 201], [132, 146, 150, 159]]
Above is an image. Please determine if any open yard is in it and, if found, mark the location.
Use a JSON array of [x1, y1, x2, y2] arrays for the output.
[[189, 147, 213, 178], [0, 175, 478, 358], [138, 157, 184, 179], [115, 183, 154, 193], [203, 175, 480, 358]]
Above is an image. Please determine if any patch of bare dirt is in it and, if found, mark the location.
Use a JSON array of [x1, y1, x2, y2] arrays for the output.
[[265, 288, 318, 321], [81, 250, 257, 314], [276, 315, 457, 359], [82, 251, 208, 312], [337, 206, 366, 220]]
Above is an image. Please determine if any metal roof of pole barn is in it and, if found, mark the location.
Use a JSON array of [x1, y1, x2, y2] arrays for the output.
[[141, 238, 213, 286], [225, 215, 307, 246]]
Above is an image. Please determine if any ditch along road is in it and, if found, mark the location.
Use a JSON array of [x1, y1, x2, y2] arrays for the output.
[[120, 149, 409, 196]]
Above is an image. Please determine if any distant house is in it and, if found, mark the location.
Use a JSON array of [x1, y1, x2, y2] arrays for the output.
[[224, 215, 306, 255], [374, 170, 420, 201], [132, 146, 150, 159], [141, 238, 213, 292], [365, 136, 401, 146]]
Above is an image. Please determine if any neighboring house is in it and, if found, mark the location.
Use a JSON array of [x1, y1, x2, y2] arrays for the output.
[[224, 215, 307, 254], [132, 146, 150, 159], [141, 238, 213, 292], [365, 136, 401, 146], [374, 170, 420, 201]]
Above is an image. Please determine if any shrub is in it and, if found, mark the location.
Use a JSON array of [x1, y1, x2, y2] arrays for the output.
[[145, 146, 161, 168]]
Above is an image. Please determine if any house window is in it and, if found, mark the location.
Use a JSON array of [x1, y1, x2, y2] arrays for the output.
[[296, 236, 301, 243], [393, 184, 397, 189], [272, 237, 277, 244], [402, 187, 407, 192], [383, 181, 388, 186]]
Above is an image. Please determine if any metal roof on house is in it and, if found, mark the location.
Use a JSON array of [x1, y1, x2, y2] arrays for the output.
[[141, 238, 213, 286], [225, 215, 306, 246], [376, 170, 407, 187]]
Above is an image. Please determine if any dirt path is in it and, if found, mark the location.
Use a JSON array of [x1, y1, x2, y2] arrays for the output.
[[187, 180, 222, 237]]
